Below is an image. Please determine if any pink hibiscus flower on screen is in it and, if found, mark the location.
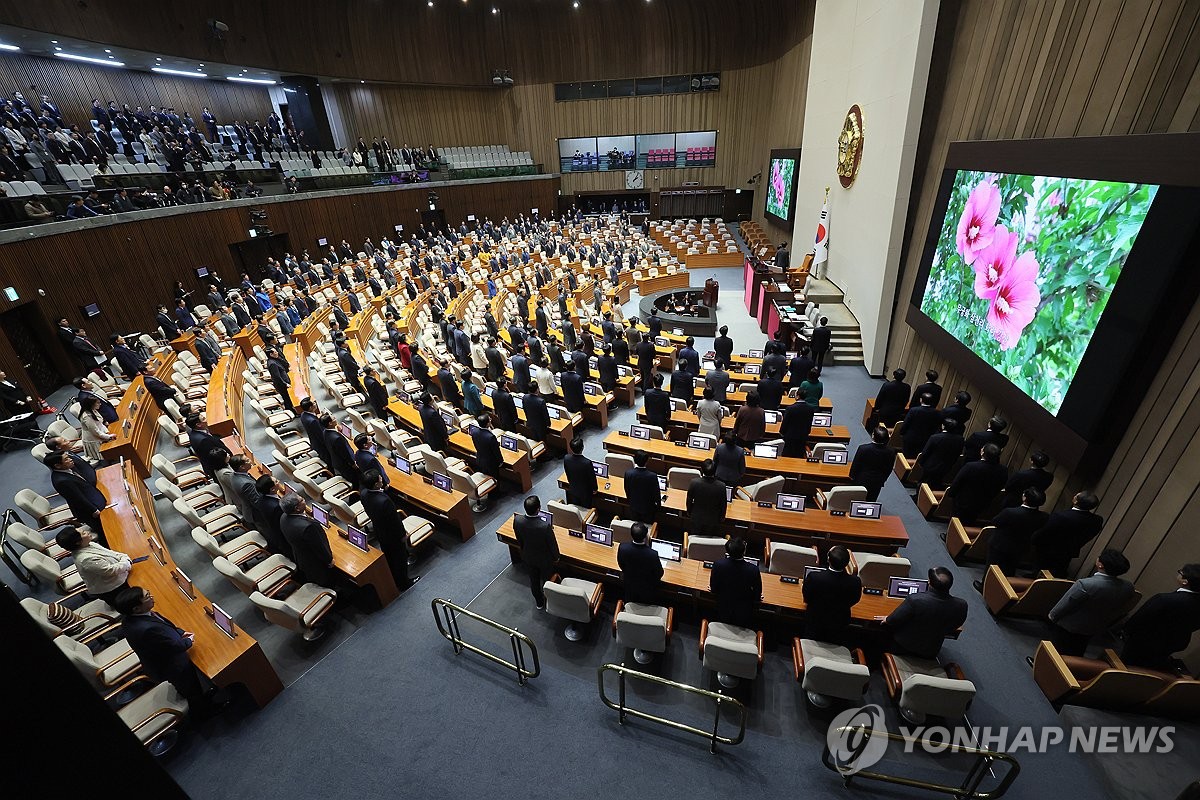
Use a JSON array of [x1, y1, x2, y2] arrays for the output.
[[987, 251, 1041, 351], [972, 225, 1017, 300], [956, 180, 1001, 265]]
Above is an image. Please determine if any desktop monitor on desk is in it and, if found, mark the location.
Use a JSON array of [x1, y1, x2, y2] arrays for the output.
[[888, 577, 929, 599], [311, 505, 330, 526], [850, 501, 882, 520], [803, 566, 824, 580], [347, 526, 370, 552], [744, 364, 761, 376], [584, 523, 613, 547], [337, 422, 354, 440], [592, 461, 609, 478], [392, 455, 412, 474], [812, 412, 833, 427], [514, 396, 525, 409], [701, 359, 716, 371], [748, 349, 764, 358], [440, 412, 456, 428], [211, 603, 237, 638], [617, 365, 632, 378], [173, 568, 195, 600], [500, 435, 519, 451], [484, 385, 495, 397], [776, 493, 806, 512], [657, 475, 668, 492], [763, 410, 781, 425], [752, 443, 779, 459], [432, 472, 453, 493], [466, 423, 480, 437], [726, 485, 735, 503], [584, 382, 602, 396], [546, 406, 562, 420], [397, 390, 411, 404], [538, 510, 553, 525], [630, 424, 652, 441], [822, 449, 848, 465], [687, 433, 713, 450], [651, 539, 682, 562]]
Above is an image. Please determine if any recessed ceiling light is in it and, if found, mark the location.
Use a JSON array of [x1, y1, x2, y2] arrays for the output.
[[54, 47, 62, 51], [492, 6, 498, 12], [198, 64, 204, 67], [427, 1, 433, 5], [50, 40, 58, 44], [152, 66, 208, 79], [227, 75, 276, 85], [155, 57, 162, 61], [56, 52, 125, 67], [573, 1, 580, 7], [0, 44, 19, 52], [104, 49, 112, 53], [360, 80, 365, 84]]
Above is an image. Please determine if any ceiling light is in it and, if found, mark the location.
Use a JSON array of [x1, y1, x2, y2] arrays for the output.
[[56, 52, 125, 67], [427, 1, 433, 5], [359, 80, 365, 84], [54, 47, 62, 51], [152, 66, 208, 78], [155, 57, 162, 61], [0, 44, 19, 52], [227, 75, 276, 85], [492, 6, 499, 12], [50, 40, 58, 44], [573, 1, 580, 7], [104, 49, 112, 53]]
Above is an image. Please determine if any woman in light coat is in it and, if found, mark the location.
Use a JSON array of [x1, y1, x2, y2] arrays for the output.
[[78, 396, 115, 462], [695, 387, 726, 438]]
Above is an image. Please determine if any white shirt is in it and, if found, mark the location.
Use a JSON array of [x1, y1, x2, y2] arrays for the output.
[[470, 341, 488, 370], [74, 542, 132, 594], [535, 365, 557, 395]]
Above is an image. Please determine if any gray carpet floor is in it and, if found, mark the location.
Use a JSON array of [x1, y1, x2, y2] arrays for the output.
[[5, 265, 1197, 799]]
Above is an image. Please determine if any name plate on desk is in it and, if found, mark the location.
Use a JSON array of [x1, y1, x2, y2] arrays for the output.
[[756, 501, 773, 509], [830, 510, 846, 517], [673, 440, 686, 447], [702, 561, 714, 569], [864, 587, 884, 595], [618, 430, 629, 437], [780, 576, 799, 585], [568, 530, 583, 538]]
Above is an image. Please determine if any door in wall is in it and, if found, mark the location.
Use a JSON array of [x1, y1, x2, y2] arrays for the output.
[[0, 303, 64, 398]]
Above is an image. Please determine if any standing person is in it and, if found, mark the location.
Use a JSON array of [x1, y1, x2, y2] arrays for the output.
[[874, 369, 911, 426], [901, 393, 942, 457], [695, 388, 725, 438], [733, 392, 766, 448], [1003, 451, 1054, 508], [798, 368, 824, 407], [635, 333, 657, 389], [944, 443, 1008, 524], [54, 525, 130, 604], [685, 459, 727, 537], [617, 522, 663, 605], [362, 366, 389, 420], [492, 377, 519, 433], [705, 358, 731, 402], [360, 470, 420, 590], [779, 399, 815, 458], [1046, 550, 1134, 656], [709, 537, 762, 629], [44, 452, 108, 544], [713, 325, 734, 366], [563, 437, 597, 508], [643, 373, 672, 430], [265, 346, 295, 413], [469, 414, 503, 482], [419, 393, 450, 453], [78, 396, 116, 462], [514, 496, 559, 610], [910, 370, 943, 409], [279, 493, 336, 588], [1120, 564, 1200, 670], [623, 449, 662, 524], [321, 413, 359, 483], [523, 388, 551, 444], [977, 487, 1048, 583], [883, 567, 968, 659], [1031, 492, 1104, 577], [461, 369, 485, 416], [801, 546, 863, 645], [849, 427, 894, 502], [810, 316, 832, 370], [915, 419, 964, 490], [713, 431, 746, 486]]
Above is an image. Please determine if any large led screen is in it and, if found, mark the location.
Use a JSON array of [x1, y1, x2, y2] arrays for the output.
[[916, 169, 1158, 416], [765, 153, 798, 225]]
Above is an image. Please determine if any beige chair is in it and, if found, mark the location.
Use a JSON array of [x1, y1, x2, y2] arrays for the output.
[[737, 476, 785, 505], [21, 596, 118, 642], [814, 485, 868, 512], [117, 680, 190, 755], [687, 432, 717, 450], [792, 637, 871, 707], [249, 587, 338, 641], [882, 651, 976, 724], [548, 499, 595, 533], [449, 466, 496, 512], [637, 424, 666, 440], [54, 633, 142, 691], [19, 549, 85, 596], [544, 574, 604, 641], [851, 552, 911, 590], [605, 453, 636, 476], [700, 619, 764, 687], [14, 489, 75, 530], [982, 566, 1075, 618], [325, 492, 371, 529], [6, 521, 70, 560], [154, 476, 224, 513], [683, 533, 727, 562], [251, 398, 294, 429], [190, 527, 269, 564], [666, 467, 701, 491], [212, 553, 297, 598], [764, 539, 820, 576], [423, 448, 468, 477], [613, 601, 673, 664], [609, 518, 657, 544], [157, 415, 190, 449], [810, 443, 847, 461], [266, 426, 312, 459], [152, 453, 208, 490], [172, 498, 243, 539]]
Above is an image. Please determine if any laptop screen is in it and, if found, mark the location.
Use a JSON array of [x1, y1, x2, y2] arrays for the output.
[[432, 472, 453, 492], [752, 443, 779, 459], [397, 390, 411, 403], [537, 510, 553, 525], [776, 493, 805, 512], [617, 365, 632, 377], [744, 364, 761, 375], [687, 433, 712, 450], [440, 412, 456, 427], [584, 382, 601, 396], [803, 566, 825, 581], [311, 505, 330, 526], [584, 524, 613, 547], [337, 422, 353, 439], [347, 525, 370, 552], [650, 539, 681, 562], [592, 461, 609, 478], [657, 475, 668, 492], [849, 501, 883, 520], [466, 423, 480, 436], [888, 577, 930, 599], [173, 568, 194, 600], [763, 410, 781, 424], [822, 449, 848, 465], [546, 406, 562, 420], [392, 455, 412, 474], [500, 435, 519, 451], [484, 385, 495, 397], [630, 424, 651, 440], [748, 349, 764, 358], [811, 412, 833, 427], [211, 603, 236, 638], [726, 485, 735, 503], [513, 396, 524, 408]]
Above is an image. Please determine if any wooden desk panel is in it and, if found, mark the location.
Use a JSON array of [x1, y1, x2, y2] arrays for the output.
[[207, 349, 247, 439], [684, 251, 743, 269], [636, 271, 691, 296], [101, 350, 176, 479], [97, 463, 283, 706], [636, 406, 851, 444]]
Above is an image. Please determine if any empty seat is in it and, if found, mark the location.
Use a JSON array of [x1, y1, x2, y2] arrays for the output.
[[793, 637, 871, 707], [683, 533, 727, 562], [882, 651, 976, 724], [249, 586, 338, 641], [544, 575, 604, 640], [852, 552, 912, 590], [700, 619, 763, 687], [612, 601, 673, 664], [765, 540, 819, 576]]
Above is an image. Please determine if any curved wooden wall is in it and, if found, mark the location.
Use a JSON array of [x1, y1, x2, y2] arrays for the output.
[[883, 0, 1200, 606]]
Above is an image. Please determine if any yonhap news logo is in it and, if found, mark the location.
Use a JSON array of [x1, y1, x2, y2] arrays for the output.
[[826, 704, 1176, 776]]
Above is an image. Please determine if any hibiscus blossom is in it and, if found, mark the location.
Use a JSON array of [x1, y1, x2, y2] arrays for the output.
[[956, 180, 1001, 266], [987, 251, 1041, 351], [972, 225, 1017, 300]]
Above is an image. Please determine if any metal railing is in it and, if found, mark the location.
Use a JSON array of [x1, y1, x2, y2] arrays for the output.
[[821, 726, 1021, 799], [597, 663, 747, 753], [431, 598, 540, 686]]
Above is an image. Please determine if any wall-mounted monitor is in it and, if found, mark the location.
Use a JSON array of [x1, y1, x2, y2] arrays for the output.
[[765, 148, 800, 227], [79, 303, 101, 318], [906, 134, 1200, 474]]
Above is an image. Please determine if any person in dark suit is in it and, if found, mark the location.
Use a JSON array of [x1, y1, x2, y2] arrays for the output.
[[113, 587, 222, 716], [617, 522, 663, 605], [944, 443, 1007, 524], [109, 335, 146, 379], [523, 389, 551, 443], [410, 344, 431, 391], [492, 377, 519, 432], [677, 337, 700, 376], [643, 373, 671, 429], [940, 391, 973, 426], [670, 367, 695, 405], [1120, 563, 1200, 670], [535, 304, 550, 339], [850, 427, 894, 502], [1004, 451, 1053, 508], [337, 342, 364, 394], [686, 459, 727, 536], [280, 493, 336, 587], [709, 537, 762, 629], [901, 393, 942, 458], [909, 370, 942, 409], [624, 449, 662, 524], [1047, 549, 1134, 656], [510, 349, 532, 394], [713, 326, 734, 365], [560, 363, 585, 413], [361, 470, 419, 590], [44, 452, 108, 544], [635, 334, 657, 388], [755, 368, 785, 412], [874, 369, 911, 426], [780, 400, 815, 458], [705, 358, 731, 402], [761, 345, 787, 383], [155, 306, 180, 340], [647, 309, 663, 338], [265, 346, 295, 413], [140, 366, 179, 412], [1031, 491, 1104, 577], [915, 418, 964, 489], [191, 328, 219, 373], [298, 398, 332, 464], [514, 496, 559, 609], [321, 413, 359, 483], [809, 317, 832, 370], [596, 344, 619, 392], [977, 487, 1048, 581], [363, 366, 390, 420], [485, 338, 507, 383], [802, 546, 863, 645], [962, 416, 1009, 461], [185, 414, 230, 478], [419, 393, 450, 453], [563, 437, 597, 508], [470, 414, 503, 481], [788, 347, 815, 389], [352, 433, 388, 486], [883, 567, 968, 659], [73, 377, 117, 423], [252, 475, 292, 559]]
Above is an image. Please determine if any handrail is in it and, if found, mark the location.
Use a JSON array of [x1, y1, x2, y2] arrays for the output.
[[431, 597, 540, 686], [596, 663, 747, 753], [820, 726, 1021, 799]]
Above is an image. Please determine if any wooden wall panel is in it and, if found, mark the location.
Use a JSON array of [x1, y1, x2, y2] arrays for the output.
[[885, 0, 1200, 595], [0, 177, 558, 385], [0, 0, 810, 87], [0, 53, 273, 130]]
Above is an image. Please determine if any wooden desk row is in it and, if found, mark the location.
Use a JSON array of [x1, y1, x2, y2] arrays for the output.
[[495, 516, 902, 623], [206, 348, 247, 439], [556, 473, 907, 554], [635, 405, 852, 444], [100, 349, 176, 479]]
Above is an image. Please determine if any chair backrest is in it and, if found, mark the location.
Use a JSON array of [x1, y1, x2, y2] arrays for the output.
[[544, 581, 593, 623], [768, 542, 819, 576], [606, 453, 635, 474], [54, 634, 103, 689], [615, 606, 668, 653], [854, 553, 910, 589], [20, 548, 66, 584], [248, 590, 301, 631], [548, 500, 587, 532], [212, 554, 256, 594], [900, 673, 978, 718], [812, 442, 849, 461], [153, 478, 183, 503], [424, 449, 452, 474], [824, 485, 868, 512], [702, 623, 760, 680], [14, 489, 50, 522], [6, 522, 47, 553], [448, 467, 480, 499], [190, 528, 224, 559], [745, 475, 785, 504], [151, 454, 179, 481], [685, 534, 728, 562], [171, 498, 204, 528], [667, 467, 701, 491]]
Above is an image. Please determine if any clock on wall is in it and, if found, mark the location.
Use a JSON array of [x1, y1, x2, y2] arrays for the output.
[[625, 169, 645, 190]]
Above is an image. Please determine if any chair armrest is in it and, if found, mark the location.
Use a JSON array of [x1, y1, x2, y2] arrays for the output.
[[944, 662, 967, 682], [257, 566, 295, 596], [851, 647, 868, 666], [881, 652, 902, 700], [698, 618, 709, 659], [229, 541, 266, 564], [102, 674, 153, 701], [792, 636, 804, 682], [300, 590, 338, 625], [982, 565, 1018, 616], [97, 647, 142, 687], [847, 549, 860, 575], [589, 584, 604, 616], [1033, 640, 1082, 703], [1103, 648, 1127, 669], [611, 599, 624, 638], [762, 538, 772, 569], [755, 630, 765, 667]]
